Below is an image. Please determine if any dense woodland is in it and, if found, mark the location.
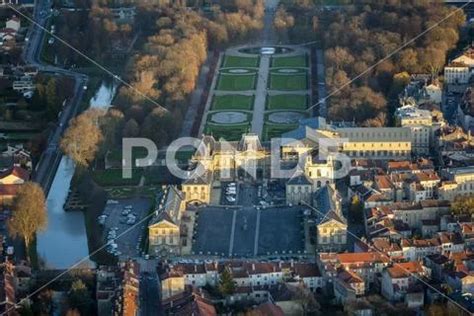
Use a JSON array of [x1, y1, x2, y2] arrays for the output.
[[280, 0, 465, 125], [113, 1, 264, 148], [60, 1, 265, 165]]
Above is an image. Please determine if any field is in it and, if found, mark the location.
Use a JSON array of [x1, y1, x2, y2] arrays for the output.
[[266, 94, 308, 110], [204, 123, 251, 141], [212, 94, 254, 110], [272, 55, 307, 68], [269, 74, 308, 90], [217, 74, 256, 91], [222, 55, 259, 68]]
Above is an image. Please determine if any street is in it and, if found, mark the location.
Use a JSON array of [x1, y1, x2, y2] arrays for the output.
[[21, 0, 89, 195], [139, 271, 161, 316]]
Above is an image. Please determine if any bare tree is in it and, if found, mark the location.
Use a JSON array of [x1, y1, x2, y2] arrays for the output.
[[8, 182, 47, 256], [60, 109, 104, 167]]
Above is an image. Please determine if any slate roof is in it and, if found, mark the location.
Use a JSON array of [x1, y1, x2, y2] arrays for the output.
[[287, 173, 312, 185]]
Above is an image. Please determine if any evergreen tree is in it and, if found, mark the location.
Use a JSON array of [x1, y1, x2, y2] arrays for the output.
[[218, 269, 236, 296]]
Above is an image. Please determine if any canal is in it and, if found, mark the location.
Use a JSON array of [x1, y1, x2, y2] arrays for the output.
[[36, 81, 117, 269]]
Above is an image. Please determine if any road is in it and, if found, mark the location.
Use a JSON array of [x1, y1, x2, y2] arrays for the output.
[[139, 271, 161, 316], [22, 0, 89, 195]]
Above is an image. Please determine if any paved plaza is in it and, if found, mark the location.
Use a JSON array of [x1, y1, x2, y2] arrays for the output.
[[192, 206, 305, 257]]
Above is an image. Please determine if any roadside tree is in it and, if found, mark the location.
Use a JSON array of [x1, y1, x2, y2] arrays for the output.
[[60, 109, 104, 167], [8, 182, 47, 256]]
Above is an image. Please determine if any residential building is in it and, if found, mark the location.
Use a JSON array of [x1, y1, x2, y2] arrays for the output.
[[381, 262, 425, 303], [444, 48, 474, 84], [334, 270, 365, 303]]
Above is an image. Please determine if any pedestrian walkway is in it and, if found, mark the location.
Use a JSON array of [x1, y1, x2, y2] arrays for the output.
[[251, 55, 271, 136]]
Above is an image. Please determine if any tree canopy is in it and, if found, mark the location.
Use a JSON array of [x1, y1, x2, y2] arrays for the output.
[[218, 268, 236, 296], [282, 0, 465, 124], [452, 195, 474, 216], [8, 182, 47, 253], [60, 109, 104, 167]]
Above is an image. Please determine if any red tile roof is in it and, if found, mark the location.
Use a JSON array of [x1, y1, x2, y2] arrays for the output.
[[0, 184, 19, 196], [387, 261, 423, 278], [337, 252, 390, 264]]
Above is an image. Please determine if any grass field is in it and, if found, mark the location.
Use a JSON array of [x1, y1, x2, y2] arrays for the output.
[[106, 147, 153, 167], [217, 74, 256, 91], [263, 123, 299, 141], [204, 123, 250, 141], [91, 168, 143, 186], [212, 94, 254, 110], [269, 74, 308, 90], [267, 94, 308, 110], [223, 55, 259, 68], [207, 111, 251, 123], [272, 55, 307, 68]]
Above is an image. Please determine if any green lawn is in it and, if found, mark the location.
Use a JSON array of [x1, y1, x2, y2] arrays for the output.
[[222, 55, 259, 68], [144, 166, 182, 185], [267, 94, 308, 110], [204, 123, 250, 141], [269, 74, 308, 90], [212, 94, 254, 110], [217, 74, 256, 91], [91, 168, 143, 186], [106, 147, 153, 167], [272, 55, 307, 68], [263, 124, 299, 141]]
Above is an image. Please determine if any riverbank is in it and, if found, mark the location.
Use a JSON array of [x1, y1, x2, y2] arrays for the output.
[[36, 81, 118, 269]]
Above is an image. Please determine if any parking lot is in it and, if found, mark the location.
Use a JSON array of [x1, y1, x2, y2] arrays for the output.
[[220, 181, 238, 205], [192, 206, 306, 257], [220, 181, 274, 207], [100, 198, 152, 259]]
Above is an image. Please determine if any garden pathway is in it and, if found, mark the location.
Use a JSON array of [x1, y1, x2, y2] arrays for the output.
[[251, 55, 271, 136]]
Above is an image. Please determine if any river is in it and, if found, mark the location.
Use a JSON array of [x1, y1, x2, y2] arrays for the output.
[[36, 81, 117, 269]]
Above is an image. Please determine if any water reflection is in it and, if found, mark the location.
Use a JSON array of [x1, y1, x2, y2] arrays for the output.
[[36, 81, 117, 269]]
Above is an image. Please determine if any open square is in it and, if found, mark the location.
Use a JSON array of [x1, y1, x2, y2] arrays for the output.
[[192, 207, 305, 257]]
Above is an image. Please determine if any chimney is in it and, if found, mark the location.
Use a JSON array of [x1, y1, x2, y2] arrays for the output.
[[252, 263, 255, 271]]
